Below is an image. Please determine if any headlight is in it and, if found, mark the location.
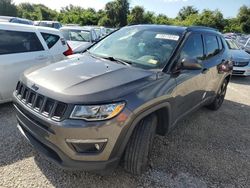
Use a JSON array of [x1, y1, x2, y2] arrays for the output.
[[70, 102, 125, 121]]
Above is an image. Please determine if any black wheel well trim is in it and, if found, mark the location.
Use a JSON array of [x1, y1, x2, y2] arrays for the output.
[[215, 74, 231, 94], [109, 101, 171, 160]]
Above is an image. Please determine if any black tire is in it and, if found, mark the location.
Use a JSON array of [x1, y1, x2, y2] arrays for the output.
[[207, 79, 228, 110], [123, 114, 157, 175]]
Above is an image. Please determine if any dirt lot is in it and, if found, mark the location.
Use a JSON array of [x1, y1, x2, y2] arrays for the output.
[[0, 76, 250, 188]]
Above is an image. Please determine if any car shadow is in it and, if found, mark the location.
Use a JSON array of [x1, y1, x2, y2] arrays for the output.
[[0, 103, 34, 167], [33, 99, 250, 187], [230, 75, 250, 85]]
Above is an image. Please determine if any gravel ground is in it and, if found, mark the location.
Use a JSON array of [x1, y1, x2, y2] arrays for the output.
[[0, 76, 250, 188]]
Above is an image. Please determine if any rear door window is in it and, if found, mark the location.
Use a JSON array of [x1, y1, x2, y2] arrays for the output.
[[180, 33, 204, 62], [0, 30, 44, 55], [41, 33, 60, 49], [204, 35, 220, 58]]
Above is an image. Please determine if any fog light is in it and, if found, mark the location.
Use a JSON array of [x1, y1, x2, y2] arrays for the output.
[[66, 139, 107, 153]]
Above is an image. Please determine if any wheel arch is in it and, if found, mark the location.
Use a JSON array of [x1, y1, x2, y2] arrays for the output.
[[110, 101, 172, 159]]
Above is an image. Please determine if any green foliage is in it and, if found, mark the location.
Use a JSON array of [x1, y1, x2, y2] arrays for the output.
[[237, 5, 250, 33], [177, 6, 198, 21], [127, 6, 156, 25], [195, 9, 226, 31], [0, 0, 17, 16], [128, 6, 145, 24], [17, 3, 57, 20], [154, 14, 172, 25], [105, 0, 129, 27]]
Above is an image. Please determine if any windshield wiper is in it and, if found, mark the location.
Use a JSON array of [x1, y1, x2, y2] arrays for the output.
[[102, 56, 132, 66], [86, 50, 132, 66]]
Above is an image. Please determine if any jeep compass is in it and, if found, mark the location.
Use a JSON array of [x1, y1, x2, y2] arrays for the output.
[[13, 25, 232, 174]]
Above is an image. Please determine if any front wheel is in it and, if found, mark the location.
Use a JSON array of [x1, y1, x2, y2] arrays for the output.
[[123, 114, 157, 175], [206, 79, 228, 110]]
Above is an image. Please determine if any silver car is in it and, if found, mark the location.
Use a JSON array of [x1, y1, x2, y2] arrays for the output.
[[226, 38, 250, 76], [60, 26, 99, 54]]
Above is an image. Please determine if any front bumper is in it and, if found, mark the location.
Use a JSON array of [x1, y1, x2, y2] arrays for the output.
[[13, 95, 133, 171], [232, 66, 250, 76]]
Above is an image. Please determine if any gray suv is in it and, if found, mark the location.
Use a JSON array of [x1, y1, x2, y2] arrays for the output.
[[13, 25, 232, 174]]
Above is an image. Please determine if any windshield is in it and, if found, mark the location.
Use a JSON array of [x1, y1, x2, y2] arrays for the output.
[[226, 39, 240, 50], [88, 26, 181, 69], [61, 29, 91, 42]]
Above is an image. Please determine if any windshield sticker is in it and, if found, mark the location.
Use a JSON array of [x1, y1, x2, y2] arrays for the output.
[[148, 59, 158, 65], [155, 34, 179, 41]]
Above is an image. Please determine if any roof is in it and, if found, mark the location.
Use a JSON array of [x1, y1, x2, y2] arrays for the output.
[[37, 20, 60, 23], [128, 24, 187, 33], [127, 24, 221, 35], [0, 22, 61, 35]]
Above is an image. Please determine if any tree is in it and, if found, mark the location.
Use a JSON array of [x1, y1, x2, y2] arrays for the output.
[[237, 5, 250, 33], [177, 6, 198, 21], [155, 14, 172, 25], [0, 0, 17, 16], [195, 9, 225, 31], [223, 18, 241, 33], [105, 0, 129, 27], [128, 6, 145, 24], [144, 11, 155, 24], [116, 0, 129, 26]]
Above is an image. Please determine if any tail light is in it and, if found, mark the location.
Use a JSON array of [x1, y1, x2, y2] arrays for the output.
[[63, 43, 73, 56]]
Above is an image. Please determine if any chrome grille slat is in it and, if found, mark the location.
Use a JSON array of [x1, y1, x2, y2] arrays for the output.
[[15, 82, 67, 121], [49, 101, 58, 118]]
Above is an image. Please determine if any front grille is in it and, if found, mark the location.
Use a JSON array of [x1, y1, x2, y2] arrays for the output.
[[233, 70, 245, 75], [15, 82, 67, 121], [233, 61, 249, 67]]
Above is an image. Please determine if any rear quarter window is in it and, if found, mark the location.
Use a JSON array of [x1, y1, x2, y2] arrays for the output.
[[41, 33, 60, 49], [0, 30, 44, 55], [204, 35, 220, 58]]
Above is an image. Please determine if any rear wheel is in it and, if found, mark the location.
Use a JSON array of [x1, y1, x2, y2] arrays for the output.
[[123, 114, 157, 175], [207, 79, 228, 110]]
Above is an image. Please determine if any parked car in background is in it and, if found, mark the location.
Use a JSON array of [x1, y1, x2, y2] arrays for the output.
[[13, 25, 232, 175], [243, 38, 250, 54], [0, 23, 72, 104], [64, 24, 80, 27], [35, 21, 62, 29], [0, 16, 33, 25], [60, 26, 99, 54], [226, 38, 250, 76], [106, 27, 117, 35]]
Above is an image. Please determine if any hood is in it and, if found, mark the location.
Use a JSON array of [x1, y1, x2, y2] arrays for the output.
[[230, 49, 250, 62], [23, 53, 157, 104], [67, 41, 92, 53]]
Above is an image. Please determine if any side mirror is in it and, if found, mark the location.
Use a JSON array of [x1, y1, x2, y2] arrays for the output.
[[180, 58, 203, 70]]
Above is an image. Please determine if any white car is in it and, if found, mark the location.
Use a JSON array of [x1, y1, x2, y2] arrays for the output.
[[0, 23, 72, 104], [60, 26, 98, 54]]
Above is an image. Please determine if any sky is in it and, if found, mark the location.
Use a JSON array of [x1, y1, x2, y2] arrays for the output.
[[13, 0, 250, 18]]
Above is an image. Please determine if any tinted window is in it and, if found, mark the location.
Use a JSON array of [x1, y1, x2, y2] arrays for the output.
[[0, 30, 44, 55], [53, 23, 61, 29], [41, 33, 60, 49], [39, 22, 53, 28], [217, 37, 223, 50], [180, 34, 204, 61], [204, 35, 220, 58]]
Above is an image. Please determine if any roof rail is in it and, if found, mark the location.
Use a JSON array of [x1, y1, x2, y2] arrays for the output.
[[187, 26, 219, 32]]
